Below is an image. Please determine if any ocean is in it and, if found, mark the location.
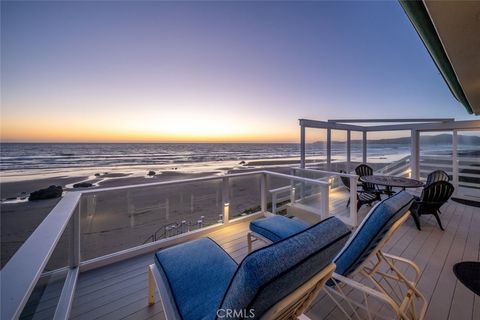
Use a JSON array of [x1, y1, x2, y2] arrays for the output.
[[0, 142, 413, 171]]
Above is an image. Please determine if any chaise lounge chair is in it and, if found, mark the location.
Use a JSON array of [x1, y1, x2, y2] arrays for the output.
[[248, 191, 427, 320], [147, 216, 351, 320]]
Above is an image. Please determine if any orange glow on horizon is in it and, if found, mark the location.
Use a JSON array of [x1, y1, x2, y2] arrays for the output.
[[1, 116, 299, 143], [1, 106, 412, 143]]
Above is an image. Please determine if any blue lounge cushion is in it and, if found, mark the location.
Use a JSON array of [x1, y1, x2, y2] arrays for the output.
[[333, 191, 414, 277], [221, 216, 351, 318], [250, 215, 309, 242], [154, 238, 237, 320]]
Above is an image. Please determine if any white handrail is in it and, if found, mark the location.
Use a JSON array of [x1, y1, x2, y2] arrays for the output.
[[293, 167, 358, 179], [1, 192, 81, 320], [80, 170, 262, 194], [269, 185, 291, 194]]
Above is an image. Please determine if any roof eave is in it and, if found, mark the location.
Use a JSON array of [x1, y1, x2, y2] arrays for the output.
[[398, 0, 474, 115]]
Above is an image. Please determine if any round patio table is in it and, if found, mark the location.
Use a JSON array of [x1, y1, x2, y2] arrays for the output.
[[360, 175, 424, 195]]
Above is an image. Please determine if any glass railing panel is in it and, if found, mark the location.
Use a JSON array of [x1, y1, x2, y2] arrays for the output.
[[350, 131, 364, 166], [0, 197, 63, 269], [265, 174, 294, 215], [419, 131, 453, 182], [293, 180, 325, 201], [80, 179, 224, 261], [330, 130, 347, 172], [290, 180, 329, 222], [367, 131, 411, 177], [228, 174, 261, 220], [44, 218, 71, 272], [457, 130, 480, 199], [19, 269, 67, 320], [291, 169, 331, 196], [265, 171, 329, 217], [305, 128, 327, 165], [289, 168, 356, 225]]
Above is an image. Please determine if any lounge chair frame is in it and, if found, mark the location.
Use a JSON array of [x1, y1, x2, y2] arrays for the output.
[[324, 211, 427, 320], [248, 212, 427, 320], [147, 262, 336, 320]]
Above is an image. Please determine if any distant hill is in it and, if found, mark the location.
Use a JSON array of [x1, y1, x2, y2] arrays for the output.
[[312, 134, 480, 145]]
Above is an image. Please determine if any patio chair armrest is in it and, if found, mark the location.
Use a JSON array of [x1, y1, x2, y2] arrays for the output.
[[381, 252, 422, 284], [326, 272, 398, 313], [331, 273, 396, 305]]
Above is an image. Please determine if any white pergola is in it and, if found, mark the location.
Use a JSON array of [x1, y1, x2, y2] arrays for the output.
[[299, 118, 480, 187]]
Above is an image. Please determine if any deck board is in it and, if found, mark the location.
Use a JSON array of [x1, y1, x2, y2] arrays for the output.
[[69, 196, 479, 320], [448, 205, 479, 320]]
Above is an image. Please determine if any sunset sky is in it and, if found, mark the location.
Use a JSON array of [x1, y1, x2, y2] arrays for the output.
[[1, 1, 476, 143]]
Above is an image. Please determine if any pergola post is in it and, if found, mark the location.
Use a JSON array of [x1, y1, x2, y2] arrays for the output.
[[300, 124, 306, 168], [326, 129, 332, 170], [346, 130, 351, 172], [410, 130, 420, 179], [362, 131, 367, 164]]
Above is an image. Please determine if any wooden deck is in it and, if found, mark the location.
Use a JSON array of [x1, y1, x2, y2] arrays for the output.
[[68, 196, 480, 320]]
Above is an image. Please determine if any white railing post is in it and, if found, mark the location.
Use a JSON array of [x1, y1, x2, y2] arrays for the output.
[[362, 131, 367, 164], [222, 176, 230, 224], [320, 185, 330, 220], [452, 130, 459, 193], [300, 124, 306, 168], [272, 193, 277, 215], [290, 168, 296, 205], [261, 173, 267, 213], [349, 175, 358, 227], [346, 130, 351, 173], [411, 130, 420, 180], [327, 128, 332, 171], [69, 202, 81, 267]]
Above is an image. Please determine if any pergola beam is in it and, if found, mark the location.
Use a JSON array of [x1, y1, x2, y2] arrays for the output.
[[327, 118, 454, 123], [363, 120, 480, 132], [299, 119, 365, 131], [301, 118, 479, 131]]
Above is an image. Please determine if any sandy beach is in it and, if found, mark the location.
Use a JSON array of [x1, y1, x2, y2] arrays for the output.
[[0, 161, 296, 269]]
